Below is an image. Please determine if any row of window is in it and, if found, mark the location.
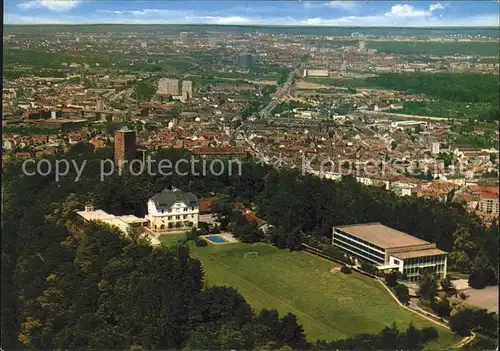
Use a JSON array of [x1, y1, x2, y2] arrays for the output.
[[403, 264, 445, 277], [153, 221, 194, 230], [403, 255, 446, 266], [334, 229, 385, 255], [155, 214, 196, 221], [333, 234, 386, 262], [160, 206, 197, 214], [333, 237, 385, 265]]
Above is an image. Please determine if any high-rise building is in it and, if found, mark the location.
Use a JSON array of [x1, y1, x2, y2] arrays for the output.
[[167, 79, 179, 96], [180, 32, 189, 43], [158, 78, 168, 95], [158, 78, 179, 96], [340, 55, 348, 73], [208, 36, 217, 47], [237, 54, 253, 68], [430, 142, 440, 155], [114, 128, 137, 169], [358, 40, 366, 52], [181, 80, 193, 101], [126, 107, 133, 121], [96, 98, 104, 111]]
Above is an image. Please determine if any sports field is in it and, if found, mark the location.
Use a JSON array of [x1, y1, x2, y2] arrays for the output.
[[191, 242, 458, 349]]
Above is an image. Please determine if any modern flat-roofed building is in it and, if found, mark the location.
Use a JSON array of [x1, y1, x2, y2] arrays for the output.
[[76, 205, 159, 244], [332, 223, 447, 282]]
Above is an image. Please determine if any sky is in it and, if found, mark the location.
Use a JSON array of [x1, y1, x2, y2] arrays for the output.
[[4, 1, 500, 27]]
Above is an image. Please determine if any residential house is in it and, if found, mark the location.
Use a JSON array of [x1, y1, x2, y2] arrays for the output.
[[146, 187, 199, 231]]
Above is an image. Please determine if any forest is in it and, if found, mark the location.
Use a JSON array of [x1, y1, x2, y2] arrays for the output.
[[364, 72, 499, 104], [368, 41, 499, 57], [309, 72, 499, 121], [2, 145, 498, 349]]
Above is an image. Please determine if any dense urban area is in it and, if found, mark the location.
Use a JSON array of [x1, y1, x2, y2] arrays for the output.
[[3, 23, 499, 351]]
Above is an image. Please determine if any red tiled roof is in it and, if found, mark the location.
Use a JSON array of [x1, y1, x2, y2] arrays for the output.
[[244, 209, 266, 227], [480, 193, 499, 200], [199, 197, 217, 213]]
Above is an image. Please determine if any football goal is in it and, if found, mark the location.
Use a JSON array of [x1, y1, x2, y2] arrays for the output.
[[337, 297, 354, 308], [244, 252, 259, 259]]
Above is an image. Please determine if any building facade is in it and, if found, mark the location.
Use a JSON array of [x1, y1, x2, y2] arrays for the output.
[[332, 223, 447, 282], [158, 78, 179, 96], [114, 128, 137, 169], [478, 193, 499, 214], [146, 188, 199, 231], [77, 205, 159, 245], [430, 142, 441, 155], [181, 80, 193, 101]]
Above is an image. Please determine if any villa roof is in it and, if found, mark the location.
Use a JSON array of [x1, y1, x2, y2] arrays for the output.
[[151, 188, 198, 210], [199, 196, 218, 213]]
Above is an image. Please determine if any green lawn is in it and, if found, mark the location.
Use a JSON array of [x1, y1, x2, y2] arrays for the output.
[[191, 242, 459, 349], [158, 233, 186, 246]]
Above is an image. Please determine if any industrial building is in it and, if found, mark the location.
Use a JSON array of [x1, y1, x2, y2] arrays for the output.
[[332, 223, 447, 281], [303, 69, 329, 77]]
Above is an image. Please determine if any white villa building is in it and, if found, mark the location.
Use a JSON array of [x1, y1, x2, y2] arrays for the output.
[[146, 187, 199, 232], [332, 223, 447, 282]]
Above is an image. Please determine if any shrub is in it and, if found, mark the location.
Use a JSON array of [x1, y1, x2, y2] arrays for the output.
[[340, 266, 352, 274], [195, 238, 208, 247], [420, 327, 439, 343], [211, 224, 221, 234], [468, 268, 486, 289], [440, 277, 455, 293], [321, 246, 344, 260], [431, 296, 452, 318], [360, 262, 377, 274], [198, 221, 210, 235], [385, 271, 398, 287], [186, 228, 199, 241], [394, 284, 410, 304], [449, 308, 476, 336]]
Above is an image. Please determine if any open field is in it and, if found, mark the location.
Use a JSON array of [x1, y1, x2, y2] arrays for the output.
[[296, 79, 331, 90], [158, 233, 186, 246], [250, 80, 278, 86], [191, 242, 458, 349]]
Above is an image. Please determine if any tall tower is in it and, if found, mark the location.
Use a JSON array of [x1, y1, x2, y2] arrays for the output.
[[358, 40, 366, 52], [181, 80, 193, 101], [208, 36, 217, 47], [158, 78, 179, 96], [80, 65, 86, 85], [114, 128, 137, 169], [167, 79, 179, 96], [96, 95, 105, 111], [180, 32, 189, 43], [340, 54, 347, 74]]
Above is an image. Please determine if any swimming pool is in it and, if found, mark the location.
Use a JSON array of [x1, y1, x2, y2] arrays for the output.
[[205, 235, 228, 243]]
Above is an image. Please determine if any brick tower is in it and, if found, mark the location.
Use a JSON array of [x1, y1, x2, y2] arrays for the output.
[[114, 128, 137, 170]]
